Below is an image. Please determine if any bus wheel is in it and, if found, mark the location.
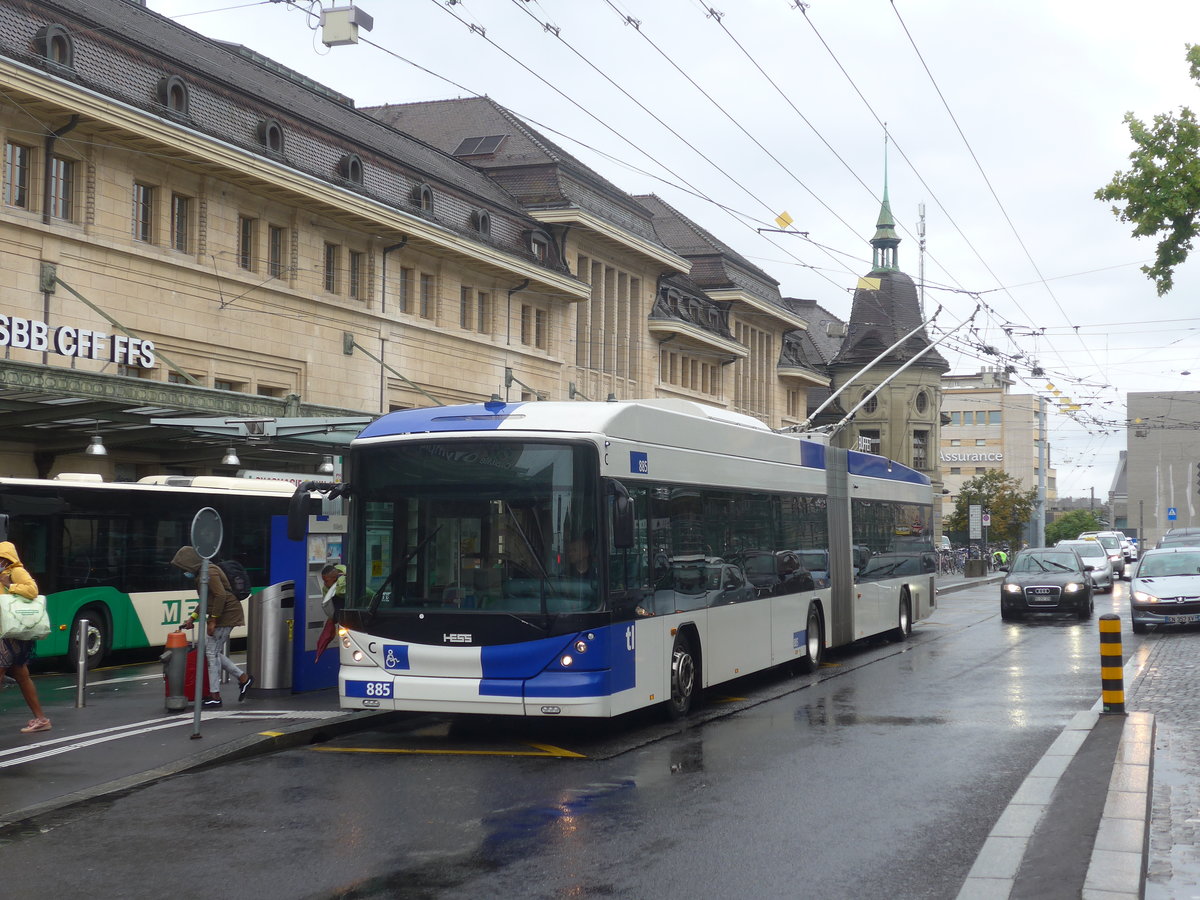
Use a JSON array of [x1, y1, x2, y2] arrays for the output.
[[69, 608, 109, 669], [666, 633, 697, 719], [797, 606, 824, 673], [890, 593, 912, 642]]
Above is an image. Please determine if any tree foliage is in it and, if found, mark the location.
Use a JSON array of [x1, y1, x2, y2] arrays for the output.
[[943, 469, 1037, 547], [1096, 44, 1200, 296], [1044, 508, 1106, 547]]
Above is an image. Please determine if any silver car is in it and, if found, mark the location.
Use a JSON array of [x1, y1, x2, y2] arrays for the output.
[[1056, 539, 1114, 592], [1130, 547, 1200, 633]]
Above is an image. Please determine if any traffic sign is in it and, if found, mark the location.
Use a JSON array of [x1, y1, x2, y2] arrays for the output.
[[1168, 507, 1178, 521], [982, 512, 992, 527]]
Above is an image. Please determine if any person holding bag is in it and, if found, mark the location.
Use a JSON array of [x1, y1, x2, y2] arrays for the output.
[[171, 546, 252, 706], [0, 540, 51, 734]]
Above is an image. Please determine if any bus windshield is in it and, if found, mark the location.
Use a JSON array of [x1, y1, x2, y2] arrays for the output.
[[353, 439, 601, 615]]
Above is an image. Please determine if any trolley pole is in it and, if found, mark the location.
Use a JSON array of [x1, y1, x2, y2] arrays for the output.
[[1099, 614, 1125, 715]]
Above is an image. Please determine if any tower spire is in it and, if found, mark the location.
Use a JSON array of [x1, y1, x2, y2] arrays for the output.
[[871, 127, 900, 270]]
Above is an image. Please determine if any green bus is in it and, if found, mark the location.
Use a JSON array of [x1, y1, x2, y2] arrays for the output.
[[0, 474, 295, 667]]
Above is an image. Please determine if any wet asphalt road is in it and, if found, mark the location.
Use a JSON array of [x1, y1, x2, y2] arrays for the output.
[[0, 582, 1138, 900]]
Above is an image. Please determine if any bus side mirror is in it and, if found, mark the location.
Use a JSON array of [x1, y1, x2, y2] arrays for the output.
[[287, 483, 315, 542], [610, 480, 634, 550]]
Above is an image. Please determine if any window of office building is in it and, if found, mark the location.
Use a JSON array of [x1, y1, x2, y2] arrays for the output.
[[419, 273, 435, 319], [398, 267, 413, 314], [4, 142, 30, 209], [132, 182, 154, 241], [238, 216, 255, 270], [49, 157, 75, 221], [268, 224, 285, 278], [348, 250, 364, 299], [324, 243, 339, 293], [170, 193, 190, 252]]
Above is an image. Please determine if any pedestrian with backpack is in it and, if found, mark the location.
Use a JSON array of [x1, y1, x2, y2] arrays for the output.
[[171, 546, 252, 706]]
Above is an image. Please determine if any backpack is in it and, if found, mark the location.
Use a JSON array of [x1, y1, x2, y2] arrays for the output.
[[216, 559, 252, 601]]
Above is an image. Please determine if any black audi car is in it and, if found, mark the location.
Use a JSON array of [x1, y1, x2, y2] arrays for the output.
[[1000, 547, 1094, 620]]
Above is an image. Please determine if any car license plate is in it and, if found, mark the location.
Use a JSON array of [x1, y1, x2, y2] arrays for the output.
[[1166, 613, 1200, 625]]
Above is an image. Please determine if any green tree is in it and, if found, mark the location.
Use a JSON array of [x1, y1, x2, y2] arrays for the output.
[[1097, 44, 1200, 296], [1045, 509, 1106, 547], [944, 470, 1037, 547]]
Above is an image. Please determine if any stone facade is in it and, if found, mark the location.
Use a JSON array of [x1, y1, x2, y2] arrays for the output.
[[0, 0, 839, 480]]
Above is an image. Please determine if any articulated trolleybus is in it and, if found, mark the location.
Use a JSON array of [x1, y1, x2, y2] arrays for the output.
[[304, 399, 934, 719]]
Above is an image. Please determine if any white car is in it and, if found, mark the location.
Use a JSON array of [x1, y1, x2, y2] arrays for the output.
[[1130, 547, 1200, 633], [1056, 539, 1114, 592]]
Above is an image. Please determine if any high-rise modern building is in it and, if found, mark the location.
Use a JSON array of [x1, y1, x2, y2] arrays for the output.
[[940, 367, 1056, 540]]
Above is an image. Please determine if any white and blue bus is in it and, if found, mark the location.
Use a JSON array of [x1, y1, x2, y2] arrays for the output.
[[299, 399, 934, 718]]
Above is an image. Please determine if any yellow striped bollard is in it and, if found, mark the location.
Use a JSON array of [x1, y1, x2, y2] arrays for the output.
[[1099, 614, 1125, 715]]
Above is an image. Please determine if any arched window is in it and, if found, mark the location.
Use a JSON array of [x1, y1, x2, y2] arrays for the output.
[[259, 118, 285, 155], [339, 153, 364, 185], [412, 183, 433, 212], [471, 209, 491, 237], [35, 24, 75, 70], [157, 76, 190, 116]]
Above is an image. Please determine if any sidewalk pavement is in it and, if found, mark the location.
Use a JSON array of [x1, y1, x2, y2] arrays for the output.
[[0, 577, 1177, 899], [0, 652, 395, 829]]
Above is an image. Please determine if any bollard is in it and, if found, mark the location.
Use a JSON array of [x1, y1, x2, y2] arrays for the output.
[[1099, 614, 1125, 715], [75, 617, 88, 709], [162, 630, 189, 711]]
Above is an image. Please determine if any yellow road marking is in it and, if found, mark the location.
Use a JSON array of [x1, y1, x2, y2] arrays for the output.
[[311, 742, 586, 758], [258, 731, 286, 737], [714, 696, 747, 703]]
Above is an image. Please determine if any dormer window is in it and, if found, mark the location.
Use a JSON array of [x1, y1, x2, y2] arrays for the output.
[[158, 76, 191, 117], [35, 24, 74, 70], [526, 229, 551, 262], [471, 209, 491, 237], [412, 183, 433, 213], [259, 118, 285, 156], [339, 153, 364, 185]]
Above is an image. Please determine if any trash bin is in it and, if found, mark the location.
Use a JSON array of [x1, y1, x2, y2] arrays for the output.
[[246, 580, 294, 693]]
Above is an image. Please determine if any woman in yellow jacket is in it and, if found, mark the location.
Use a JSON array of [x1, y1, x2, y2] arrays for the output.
[[0, 541, 50, 733]]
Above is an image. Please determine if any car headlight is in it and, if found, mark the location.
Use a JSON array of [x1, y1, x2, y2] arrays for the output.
[[1063, 582, 1082, 592], [1003, 583, 1022, 594], [1132, 590, 1160, 603]]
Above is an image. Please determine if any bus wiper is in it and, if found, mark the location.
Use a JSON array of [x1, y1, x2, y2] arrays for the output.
[[367, 525, 443, 618], [502, 502, 552, 615]]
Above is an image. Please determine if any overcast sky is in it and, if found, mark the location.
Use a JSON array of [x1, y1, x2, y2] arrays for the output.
[[150, 0, 1200, 502]]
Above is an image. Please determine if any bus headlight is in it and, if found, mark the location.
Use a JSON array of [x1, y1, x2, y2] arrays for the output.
[[574, 640, 588, 654], [560, 654, 574, 667], [352, 650, 363, 661]]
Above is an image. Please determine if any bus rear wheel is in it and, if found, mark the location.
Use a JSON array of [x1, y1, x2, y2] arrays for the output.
[[797, 606, 823, 673], [666, 633, 697, 719], [69, 607, 109, 669]]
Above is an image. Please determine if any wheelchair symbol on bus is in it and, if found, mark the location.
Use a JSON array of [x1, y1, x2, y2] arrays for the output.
[[382, 644, 410, 670]]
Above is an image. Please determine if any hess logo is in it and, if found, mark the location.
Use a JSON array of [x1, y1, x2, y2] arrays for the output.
[[443, 633, 472, 643]]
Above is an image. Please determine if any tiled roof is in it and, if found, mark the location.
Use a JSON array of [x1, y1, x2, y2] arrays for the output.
[[830, 269, 949, 371], [13, 0, 546, 239], [635, 194, 787, 308]]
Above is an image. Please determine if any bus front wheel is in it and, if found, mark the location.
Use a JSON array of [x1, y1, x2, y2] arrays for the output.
[[666, 633, 697, 719], [69, 608, 109, 669], [890, 592, 912, 641]]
